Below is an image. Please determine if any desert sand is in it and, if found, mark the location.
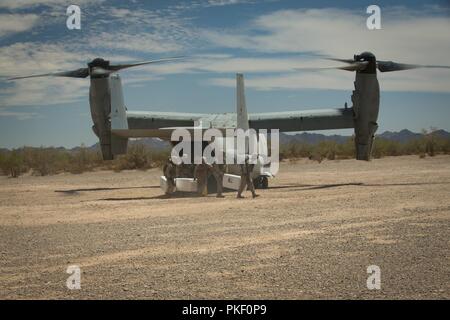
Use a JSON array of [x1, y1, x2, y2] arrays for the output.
[[0, 155, 449, 299]]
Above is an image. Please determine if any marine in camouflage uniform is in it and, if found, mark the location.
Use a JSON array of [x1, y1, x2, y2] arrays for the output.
[[210, 163, 224, 198], [162, 157, 176, 195], [176, 163, 195, 178], [194, 159, 209, 196], [237, 156, 258, 199]]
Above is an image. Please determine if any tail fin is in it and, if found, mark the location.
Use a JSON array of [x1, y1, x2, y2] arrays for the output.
[[236, 73, 249, 130]]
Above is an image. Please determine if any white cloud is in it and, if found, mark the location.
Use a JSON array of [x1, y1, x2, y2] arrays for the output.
[[0, 0, 260, 112], [206, 0, 254, 7], [202, 8, 450, 63], [0, 77, 89, 107], [92, 32, 183, 53], [0, 42, 87, 76], [201, 7, 450, 92], [135, 55, 323, 75], [0, 0, 104, 10], [167, 0, 255, 11], [0, 42, 90, 107], [0, 14, 39, 38], [0, 42, 136, 107], [208, 68, 450, 93], [0, 110, 39, 120], [2, 4, 450, 112]]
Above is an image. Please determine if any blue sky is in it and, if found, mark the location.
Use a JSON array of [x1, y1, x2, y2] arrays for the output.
[[0, 0, 449, 148]]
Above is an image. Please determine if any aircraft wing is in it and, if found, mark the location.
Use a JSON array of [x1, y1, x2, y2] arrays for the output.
[[111, 73, 355, 142], [249, 108, 355, 132], [115, 108, 355, 139], [113, 111, 215, 139]]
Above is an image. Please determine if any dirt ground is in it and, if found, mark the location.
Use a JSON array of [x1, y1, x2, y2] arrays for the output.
[[0, 155, 449, 299]]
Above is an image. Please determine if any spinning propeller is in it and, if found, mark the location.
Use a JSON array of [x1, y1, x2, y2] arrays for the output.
[[7, 57, 184, 80], [296, 52, 450, 73]]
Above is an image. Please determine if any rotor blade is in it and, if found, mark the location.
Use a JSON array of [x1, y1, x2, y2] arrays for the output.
[[377, 60, 450, 72], [7, 68, 89, 80], [337, 61, 368, 71], [295, 61, 368, 72], [108, 57, 185, 71]]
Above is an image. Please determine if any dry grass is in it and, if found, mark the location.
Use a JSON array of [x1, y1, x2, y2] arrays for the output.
[[2, 133, 449, 177]]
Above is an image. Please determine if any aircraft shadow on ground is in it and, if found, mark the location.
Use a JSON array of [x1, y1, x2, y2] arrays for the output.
[[56, 181, 450, 201], [54, 185, 160, 195], [99, 193, 207, 201], [273, 181, 450, 192]]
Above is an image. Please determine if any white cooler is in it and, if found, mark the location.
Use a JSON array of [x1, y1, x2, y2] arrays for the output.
[[160, 176, 174, 193], [223, 174, 245, 191], [175, 178, 198, 192]]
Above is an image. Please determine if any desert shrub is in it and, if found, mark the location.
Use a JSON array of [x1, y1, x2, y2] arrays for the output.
[[0, 152, 4, 175], [278, 132, 450, 162], [402, 139, 425, 155], [68, 145, 102, 174], [371, 139, 395, 158], [114, 144, 151, 171], [309, 152, 323, 163], [22, 147, 69, 176], [422, 128, 441, 157], [279, 144, 291, 159], [441, 139, 450, 154], [0, 143, 172, 175], [336, 138, 355, 159], [0, 150, 25, 177], [286, 142, 300, 158], [148, 149, 171, 168], [4, 145, 102, 176], [278, 150, 287, 161], [426, 140, 435, 156], [316, 141, 338, 160]]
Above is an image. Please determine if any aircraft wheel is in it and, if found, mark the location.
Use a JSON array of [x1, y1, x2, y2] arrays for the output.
[[261, 176, 269, 189], [253, 176, 269, 189]]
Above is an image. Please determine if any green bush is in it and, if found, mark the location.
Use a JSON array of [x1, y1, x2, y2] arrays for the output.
[[278, 133, 450, 162], [68, 145, 102, 174], [1, 132, 449, 177], [114, 144, 153, 171], [0, 150, 25, 177]]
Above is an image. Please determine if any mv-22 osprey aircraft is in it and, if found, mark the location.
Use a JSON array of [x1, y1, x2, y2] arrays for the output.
[[8, 52, 450, 191]]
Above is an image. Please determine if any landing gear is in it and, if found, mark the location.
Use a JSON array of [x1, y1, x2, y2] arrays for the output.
[[262, 176, 269, 189], [253, 176, 269, 189]]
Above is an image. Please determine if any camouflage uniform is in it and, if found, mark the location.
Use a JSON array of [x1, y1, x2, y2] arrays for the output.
[[176, 163, 194, 178], [194, 163, 209, 196], [162, 159, 176, 195], [210, 163, 224, 197], [237, 159, 257, 198]]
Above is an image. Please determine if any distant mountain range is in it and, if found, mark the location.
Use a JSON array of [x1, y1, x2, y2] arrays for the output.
[[279, 132, 349, 145], [378, 129, 450, 142], [280, 129, 450, 145], [86, 129, 450, 151], [3, 129, 449, 152]]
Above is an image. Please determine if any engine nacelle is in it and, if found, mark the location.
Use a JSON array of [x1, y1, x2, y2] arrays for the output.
[[352, 72, 380, 160], [89, 75, 128, 160]]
